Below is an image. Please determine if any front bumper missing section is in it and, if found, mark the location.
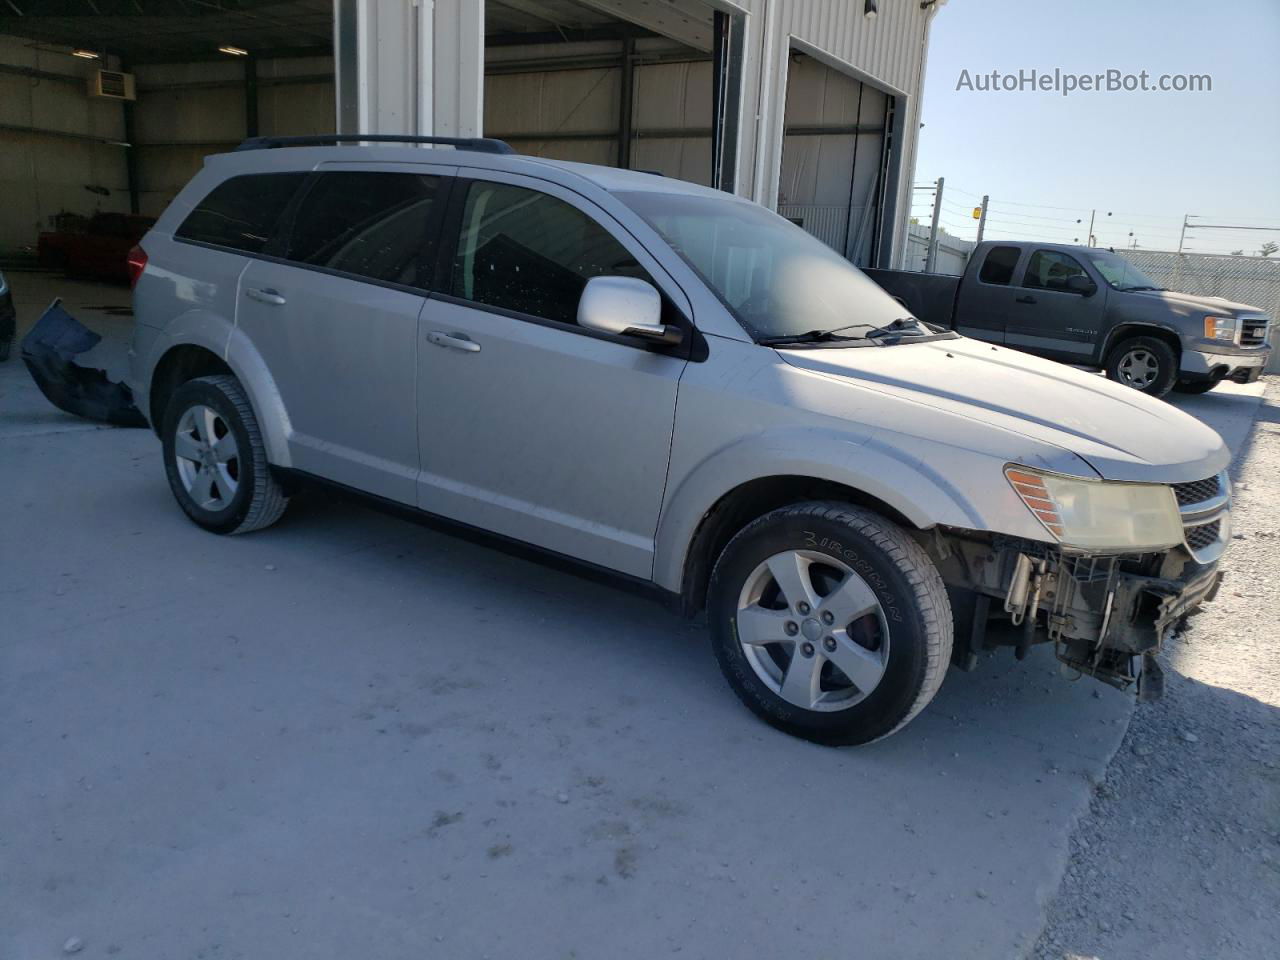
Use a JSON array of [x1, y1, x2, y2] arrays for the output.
[[933, 531, 1223, 701]]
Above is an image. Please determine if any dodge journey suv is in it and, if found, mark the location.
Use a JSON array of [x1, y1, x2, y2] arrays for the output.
[[126, 136, 1231, 744]]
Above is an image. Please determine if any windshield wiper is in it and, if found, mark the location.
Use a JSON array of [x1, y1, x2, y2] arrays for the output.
[[758, 319, 921, 347], [1119, 284, 1165, 292]]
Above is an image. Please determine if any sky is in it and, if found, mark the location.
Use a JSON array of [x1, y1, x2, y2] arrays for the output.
[[912, 0, 1280, 255]]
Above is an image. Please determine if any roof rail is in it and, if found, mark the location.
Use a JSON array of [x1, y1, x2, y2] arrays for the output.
[[233, 134, 516, 155]]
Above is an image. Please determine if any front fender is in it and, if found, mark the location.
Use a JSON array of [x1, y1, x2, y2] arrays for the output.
[[651, 427, 1054, 594]]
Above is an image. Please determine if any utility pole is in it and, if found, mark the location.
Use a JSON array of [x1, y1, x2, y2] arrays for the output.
[[1178, 214, 1190, 253], [975, 194, 989, 244], [1085, 209, 1112, 247], [925, 177, 943, 272]]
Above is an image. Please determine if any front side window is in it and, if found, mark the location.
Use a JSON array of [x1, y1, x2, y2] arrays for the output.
[[175, 173, 306, 253], [1023, 250, 1088, 291], [284, 172, 442, 287], [978, 245, 1020, 285], [451, 181, 647, 325]]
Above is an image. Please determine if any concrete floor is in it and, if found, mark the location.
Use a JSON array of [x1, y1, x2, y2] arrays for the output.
[[0, 271, 1268, 960]]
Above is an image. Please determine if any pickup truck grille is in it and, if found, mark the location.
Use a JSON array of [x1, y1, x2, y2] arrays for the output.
[[1239, 317, 1270, 347], [1173, 475, 1221, 507]]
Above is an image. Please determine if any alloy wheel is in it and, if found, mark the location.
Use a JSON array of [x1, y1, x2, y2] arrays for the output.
[[1117, 348, 1159, 389], [735, 550, 891, 712], [173, 403, 240, 510]]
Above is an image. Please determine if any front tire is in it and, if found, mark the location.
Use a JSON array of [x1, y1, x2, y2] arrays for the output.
[[1104, 336, 1178, 397], [708, 502, 952, 745], [1172, 377, 1221, 395], [162, 374, 288, 535]]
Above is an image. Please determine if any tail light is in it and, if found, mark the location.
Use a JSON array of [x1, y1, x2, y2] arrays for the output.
[[126, 244, 148, 289]]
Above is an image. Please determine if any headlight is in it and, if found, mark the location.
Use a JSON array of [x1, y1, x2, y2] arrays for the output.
[[1005, 466, 1183, 551], [1204, 315, 1237, 342]]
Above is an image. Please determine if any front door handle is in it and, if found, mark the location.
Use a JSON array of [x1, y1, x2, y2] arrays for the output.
[[245, 287, 287, 306], [1015, 295, 1037, 305], [427, 331, 481, 353]]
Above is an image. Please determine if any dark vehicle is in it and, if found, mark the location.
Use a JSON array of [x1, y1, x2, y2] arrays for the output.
[[866, 241, 1272, 397], [38, 212, 157, 283], [0, 268, 14, 361]]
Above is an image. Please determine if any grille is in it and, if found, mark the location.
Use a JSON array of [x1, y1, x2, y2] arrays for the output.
[[1240, 318, 1270, 347], [1173, 475, 1221, 507], [1185, 521, 1221, 552]]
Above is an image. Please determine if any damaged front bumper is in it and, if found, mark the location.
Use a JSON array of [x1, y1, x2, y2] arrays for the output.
[[20, 300, 147, 427], [932, 531, 1225, 701]]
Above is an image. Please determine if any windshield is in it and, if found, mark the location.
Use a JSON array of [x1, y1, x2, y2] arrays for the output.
[[617, 190, 917, 341], [1085, 251, 1161, 290]]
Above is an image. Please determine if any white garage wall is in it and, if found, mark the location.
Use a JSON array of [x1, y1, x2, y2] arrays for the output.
[[0, 35, 130, 255]]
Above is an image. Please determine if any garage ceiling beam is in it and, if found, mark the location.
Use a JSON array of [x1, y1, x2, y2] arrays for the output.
[[571, 0, 712, 52]]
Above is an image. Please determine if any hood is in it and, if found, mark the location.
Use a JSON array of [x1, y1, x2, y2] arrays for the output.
[[777, 337, 1229, 484], [1133, 288, 1266, 317]]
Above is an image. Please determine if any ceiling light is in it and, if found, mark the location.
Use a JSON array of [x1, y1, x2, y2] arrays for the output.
[[71, 49, 100, 59], [864, 0, 878, 18], [218, 45, 249, 56]]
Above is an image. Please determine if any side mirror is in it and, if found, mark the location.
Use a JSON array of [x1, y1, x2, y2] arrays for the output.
[[1066, 275, 1097, 297], [578, 276, 683, 346]]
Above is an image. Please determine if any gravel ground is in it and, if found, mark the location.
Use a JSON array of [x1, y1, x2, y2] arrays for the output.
[[1033, 378, 1280, 960]]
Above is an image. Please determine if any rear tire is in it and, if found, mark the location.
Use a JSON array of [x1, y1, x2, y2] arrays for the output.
[[162, 374, 288, 535], [1104, 336, 1178, 397], [708, 502, 952, 746]]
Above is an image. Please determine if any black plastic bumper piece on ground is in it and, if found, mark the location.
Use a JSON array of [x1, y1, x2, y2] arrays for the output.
[[20, 300, 147, 428]]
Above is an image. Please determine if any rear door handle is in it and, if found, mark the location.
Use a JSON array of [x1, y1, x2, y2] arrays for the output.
[[245, 287, 287, 306], [427, 331, 481, 353], [1015, 295, 1037, 305]]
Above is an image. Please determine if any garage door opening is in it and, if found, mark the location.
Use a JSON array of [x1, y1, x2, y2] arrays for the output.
[[483, 0, 742, 191], [777, 51, 894, 268]]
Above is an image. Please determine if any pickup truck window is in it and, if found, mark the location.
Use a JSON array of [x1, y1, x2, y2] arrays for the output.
[[978, 246, 1020, 285], [176, 173, 307, 254], [1023, 250, 1089, 292], [1085, 250, 1163, 291]]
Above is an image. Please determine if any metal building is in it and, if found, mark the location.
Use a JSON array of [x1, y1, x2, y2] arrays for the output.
[[1, 1, 946, 268]]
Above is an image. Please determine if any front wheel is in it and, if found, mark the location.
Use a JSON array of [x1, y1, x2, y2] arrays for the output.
[[1104, 336, 1178, 397], [708, 502, 952, 745], [162, 374, 289, 535]]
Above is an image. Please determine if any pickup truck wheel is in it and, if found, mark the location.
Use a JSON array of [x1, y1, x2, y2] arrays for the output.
[[1104, 336, 1178, 397], [1172, 376, 1222, 395], [708, 502, 952, 745], [162, 374, 288, 535]]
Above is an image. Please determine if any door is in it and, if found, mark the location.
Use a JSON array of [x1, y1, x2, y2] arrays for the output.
[[1003, 249, 1106, 361], [416, 174, 690, 578], [954, 244, 1025, 344], [235, 167, 451, 504]]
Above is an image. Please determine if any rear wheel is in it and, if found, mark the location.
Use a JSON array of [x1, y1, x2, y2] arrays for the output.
[[708, 502, 952, 745], [1104, 336, 1178, 397], [162, 374, 288, 535]]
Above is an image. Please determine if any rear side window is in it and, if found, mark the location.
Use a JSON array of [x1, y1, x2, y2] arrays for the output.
[[176, 173, 305, 253], [284, 172, 442, 287], [978, 245, 1020, 285], [450, 181, 648, 325], [1023, 249, 1088, 291]]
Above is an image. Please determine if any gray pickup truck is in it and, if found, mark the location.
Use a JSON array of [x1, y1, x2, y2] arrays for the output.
[[866, 241, 1272, 397]]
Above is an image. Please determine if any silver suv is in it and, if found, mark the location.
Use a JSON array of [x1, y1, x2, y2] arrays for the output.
[[127, 136, 1232, 744]]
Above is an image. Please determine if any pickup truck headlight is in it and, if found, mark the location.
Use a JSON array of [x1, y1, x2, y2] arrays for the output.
[[1204, 316, 1237, 342], [1005, 467, 1183, 551]]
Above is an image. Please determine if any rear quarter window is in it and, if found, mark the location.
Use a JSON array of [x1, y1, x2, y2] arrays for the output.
[[175, 173, 307, 254], [978, 245, 1021, 285]]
